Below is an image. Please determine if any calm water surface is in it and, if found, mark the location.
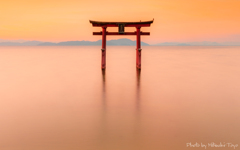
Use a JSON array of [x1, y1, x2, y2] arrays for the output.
[[0, 46, 240, 150]]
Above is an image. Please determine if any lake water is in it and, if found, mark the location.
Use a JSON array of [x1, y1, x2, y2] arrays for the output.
[[0, 46, 240, 150]]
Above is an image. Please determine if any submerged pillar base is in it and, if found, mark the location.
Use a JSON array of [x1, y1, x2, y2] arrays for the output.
[[136, 48, 142, 69], [101, 48, 106, 69]]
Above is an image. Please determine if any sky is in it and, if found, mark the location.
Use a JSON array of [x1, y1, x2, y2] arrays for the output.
[[0, 0, 240, 44]]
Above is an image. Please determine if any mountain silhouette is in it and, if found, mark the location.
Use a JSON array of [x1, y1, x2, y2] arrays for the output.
[[38, 38, 149, 46]]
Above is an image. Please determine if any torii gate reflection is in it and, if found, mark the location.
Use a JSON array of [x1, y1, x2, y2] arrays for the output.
[[90, 20, 154, 69]]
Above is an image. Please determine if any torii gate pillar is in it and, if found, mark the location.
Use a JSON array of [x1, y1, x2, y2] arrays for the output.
[[136, 27, 141, 69], [101, 27, 107, 69], [90, 20, 153, 70]]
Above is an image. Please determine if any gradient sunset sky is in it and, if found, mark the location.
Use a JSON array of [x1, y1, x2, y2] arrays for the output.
[[0, 0, 239, 44]]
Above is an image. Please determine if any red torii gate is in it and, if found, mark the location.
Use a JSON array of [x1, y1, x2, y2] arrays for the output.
[[89, 20, 153, 69]]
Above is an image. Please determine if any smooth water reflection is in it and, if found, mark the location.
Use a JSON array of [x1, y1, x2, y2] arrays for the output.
[[0, 46, 240, 150]]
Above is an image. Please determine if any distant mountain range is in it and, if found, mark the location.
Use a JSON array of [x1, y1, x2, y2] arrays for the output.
[[0, 38, 149, 46], [154, 41, 240, 46], [0, 38, 240, 46]]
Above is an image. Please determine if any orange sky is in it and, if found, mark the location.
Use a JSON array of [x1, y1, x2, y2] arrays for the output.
[[0, 0, 240, 44]]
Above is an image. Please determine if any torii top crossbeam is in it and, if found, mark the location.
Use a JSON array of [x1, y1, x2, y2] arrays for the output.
[[89, 20, 154, 26], [89, 19, 154, 69]]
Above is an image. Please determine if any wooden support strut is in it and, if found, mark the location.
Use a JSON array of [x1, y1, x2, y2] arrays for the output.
[[93, 32, 150, 35]]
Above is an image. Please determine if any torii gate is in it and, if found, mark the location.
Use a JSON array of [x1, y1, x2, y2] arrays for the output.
[[89, 20, 153, 69]]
